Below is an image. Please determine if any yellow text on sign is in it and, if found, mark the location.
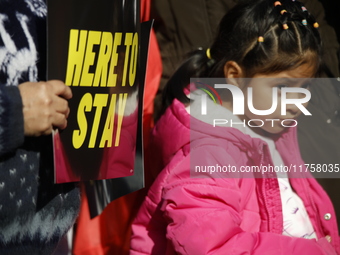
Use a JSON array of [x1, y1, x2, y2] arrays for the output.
[[72, 93, 128, 149], [65, 30, 138, 88]]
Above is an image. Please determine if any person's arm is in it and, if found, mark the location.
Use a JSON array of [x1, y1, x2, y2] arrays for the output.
[[163, 181, 334, 254], [161, 146, 336, 255], [0, 80, 72, 157], [0, 85, 25, 156]]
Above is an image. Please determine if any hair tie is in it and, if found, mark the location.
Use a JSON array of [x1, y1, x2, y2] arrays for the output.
[[301, 19, 307, 26], [282, 24, 289, 30], [280, 9, 287, 15], [258, 36, 264, 42], [313, 22, 319, 28], [206, 48, 212, 59], [301, 6, 307, 11], [274, 1, 281, 6]]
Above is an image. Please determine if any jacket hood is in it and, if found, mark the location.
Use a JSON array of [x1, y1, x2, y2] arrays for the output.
[[152, 99, 266, 166], [151, 94, 301, 177]]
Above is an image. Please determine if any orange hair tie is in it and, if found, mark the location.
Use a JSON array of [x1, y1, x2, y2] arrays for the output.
[[313, 22, 319, 28], [282, 24, 289, 30], [274, 1, 281, 6], [258, 36, 264, 42], [280, 9, 287, 15]]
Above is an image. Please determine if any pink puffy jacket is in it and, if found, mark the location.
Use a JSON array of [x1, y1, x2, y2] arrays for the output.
[[130, 99, 340, 255]]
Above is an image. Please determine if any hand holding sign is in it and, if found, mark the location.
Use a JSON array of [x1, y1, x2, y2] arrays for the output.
[[18, 80, 72, 136]]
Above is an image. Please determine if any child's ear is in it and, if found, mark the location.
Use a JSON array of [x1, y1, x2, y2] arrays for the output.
[[224, 61, 243, 86], [224, 61, 243, 78]]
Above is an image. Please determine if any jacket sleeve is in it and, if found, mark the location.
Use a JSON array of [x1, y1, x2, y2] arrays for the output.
[[0, 85, 25, 157], [161, 146, 337, 255]]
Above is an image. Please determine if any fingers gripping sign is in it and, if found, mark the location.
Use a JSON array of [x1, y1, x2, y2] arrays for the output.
[[18, 80, 73, 136]]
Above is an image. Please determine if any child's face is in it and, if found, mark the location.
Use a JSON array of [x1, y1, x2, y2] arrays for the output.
[[242, 63, 315, 134]]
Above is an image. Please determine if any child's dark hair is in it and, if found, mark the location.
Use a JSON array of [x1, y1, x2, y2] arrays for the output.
[[160, 0, 322, 117]]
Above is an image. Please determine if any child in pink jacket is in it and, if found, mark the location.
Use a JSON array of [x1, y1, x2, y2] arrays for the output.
[[130, 0, 340, 254]]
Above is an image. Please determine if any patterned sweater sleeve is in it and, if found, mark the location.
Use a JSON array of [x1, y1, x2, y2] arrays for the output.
[[0, 85, 25, 157]]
